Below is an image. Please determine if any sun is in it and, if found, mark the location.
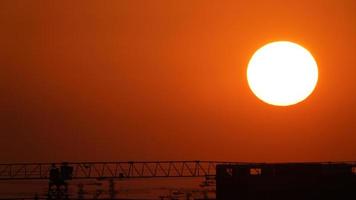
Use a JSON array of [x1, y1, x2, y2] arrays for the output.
[[247, 41, 318, 106]]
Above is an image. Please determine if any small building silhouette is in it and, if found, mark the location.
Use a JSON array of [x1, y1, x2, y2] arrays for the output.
[[216, 163, 356, 200]]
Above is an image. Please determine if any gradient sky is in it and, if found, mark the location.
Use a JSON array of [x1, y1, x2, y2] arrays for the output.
[[1, 0, 355, 163]]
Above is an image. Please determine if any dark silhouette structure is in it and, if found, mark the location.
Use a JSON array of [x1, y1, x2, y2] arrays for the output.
[[1, 161, 356, 199], [0, 161, 229, 199], [48, 163, 73, 200], [216, 163, 356, 200]]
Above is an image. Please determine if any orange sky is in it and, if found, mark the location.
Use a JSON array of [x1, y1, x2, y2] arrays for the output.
[[1, 0, 355, 163]]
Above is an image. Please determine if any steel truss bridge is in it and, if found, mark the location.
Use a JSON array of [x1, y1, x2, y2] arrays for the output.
[[0, 161, 240, 180]]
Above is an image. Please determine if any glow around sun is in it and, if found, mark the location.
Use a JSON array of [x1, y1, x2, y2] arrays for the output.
[[247, 41, 318, 106]]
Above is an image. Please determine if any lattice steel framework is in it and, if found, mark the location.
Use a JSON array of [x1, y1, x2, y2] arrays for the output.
[[0, 161, 240, 180]]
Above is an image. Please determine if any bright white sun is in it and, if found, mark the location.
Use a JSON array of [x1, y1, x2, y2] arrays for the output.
[[247, 41, 318, 106]]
